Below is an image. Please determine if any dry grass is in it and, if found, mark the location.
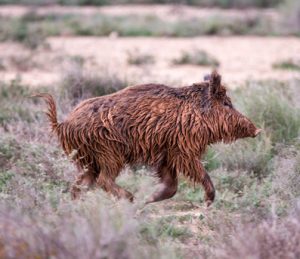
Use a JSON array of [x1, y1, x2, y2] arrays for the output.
[[215, 205, 300, 259]]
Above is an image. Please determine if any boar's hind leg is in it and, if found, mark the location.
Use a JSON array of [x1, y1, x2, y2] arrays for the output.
[[146, 165, 178, 204], [71, 169, 96, 200], [96, 173, 134, 202]]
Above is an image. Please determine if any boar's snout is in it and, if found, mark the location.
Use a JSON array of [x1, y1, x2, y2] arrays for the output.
[[235, 115, 262, 139], [245, 119, 262, 138]]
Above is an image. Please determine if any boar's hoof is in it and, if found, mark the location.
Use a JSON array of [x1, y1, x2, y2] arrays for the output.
[[204, 191, 215, 207], [206, 199, 213, 207], [70, 186, 81, 200], [205, 194, 215, 207]]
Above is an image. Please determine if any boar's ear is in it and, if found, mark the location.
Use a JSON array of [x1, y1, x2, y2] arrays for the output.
[[209, 70, 222, 96]]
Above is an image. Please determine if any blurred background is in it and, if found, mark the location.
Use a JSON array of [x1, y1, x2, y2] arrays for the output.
[[0, 1, 300, 258], [0, 0, 299, 87]]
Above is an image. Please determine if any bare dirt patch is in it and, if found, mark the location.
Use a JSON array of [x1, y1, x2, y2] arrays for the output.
[[1, 36, 299, 87]]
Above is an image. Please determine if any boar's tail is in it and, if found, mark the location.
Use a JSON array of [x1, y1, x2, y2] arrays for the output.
[[32, 93, 59, 133]]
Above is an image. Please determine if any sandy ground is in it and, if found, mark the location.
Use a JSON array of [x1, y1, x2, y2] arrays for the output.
[[0, 36, 299, 88]]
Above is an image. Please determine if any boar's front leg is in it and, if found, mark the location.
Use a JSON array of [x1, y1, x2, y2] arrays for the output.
[[194, 160, 215, 207], [96, 173, 134, 202], [189, 159, 215, 207], [146, 165, 178, 204]]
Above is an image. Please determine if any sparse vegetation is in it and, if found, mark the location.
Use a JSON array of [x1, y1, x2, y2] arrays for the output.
[[0, 1, 299, 256], [0, 11, 290, 47], [280, 0, 300, 35], [127, 49, 155, 65], [273, 59, 300, 71], [0, 0, 282, 8], [216, 205, 300, 259], [234, 81, 300, 144], [0, 58, 5, 71], [0, 14, 48, 49], [0, 74, 299, 257], [172, 49, 220, 67], [9, 54, 37, 72], [61, 62, 128, 102]]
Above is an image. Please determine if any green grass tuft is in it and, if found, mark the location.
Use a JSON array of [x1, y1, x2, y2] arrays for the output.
[[273, 59, 300, 71], [127, 49, 155, 65], [172, 49, 220, 67], [61, 63, 128, 102], [234, 81, 300, 144]]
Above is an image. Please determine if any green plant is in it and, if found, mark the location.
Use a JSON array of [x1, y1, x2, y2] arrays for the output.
[[273, 59, 300, 71], [0, 11, 284, 43], [0, 79, 40, 126], [0, 171, 13, 192], [127, 49, 155, 65], [279, 0, 300, 35], [234, 81, 300, 144], [173, 49, 220, 67], [9, 54, 37, 72], [214, 135, 273, 178], [61, 64, 128, 101], [203, 147, 221, 172]]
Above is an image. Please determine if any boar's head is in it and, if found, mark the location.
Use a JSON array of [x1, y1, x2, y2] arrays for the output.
[[204, 71, 261, 144]]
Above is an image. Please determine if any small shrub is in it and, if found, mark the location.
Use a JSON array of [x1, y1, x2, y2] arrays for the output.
[[0, 193, 180, 259], [270, 144, 300, 213], [176, 180, 204, 203], [215, 206, 300, 259], [0, 79, 38, 126], [273, 59, 300, 71], [141, 217, 191, 241], [0, 58, 5, 71], [61, 63, 128, 102], [214, 134, 273, 178], [172, 49, 220, 67], [0, 171, 13, 193], [0, 78, 29, 101], [234, 81, 300, 144], [0, 135, 21, 169], [9, 55, 37, 72], [0, 11, 49, 49], [203, 147, 221, 172], [212, 168, 272, 216], [127, 49, 155, 65], [68, 55, 85, 67], [280, 0, 300, 35], [0, 11, 282, 42]]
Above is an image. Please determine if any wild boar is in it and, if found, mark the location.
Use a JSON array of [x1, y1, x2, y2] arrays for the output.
[[36, 71, 261, 206]]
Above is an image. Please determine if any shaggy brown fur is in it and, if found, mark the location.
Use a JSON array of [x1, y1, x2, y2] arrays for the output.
[[35, 71, 261, 206]]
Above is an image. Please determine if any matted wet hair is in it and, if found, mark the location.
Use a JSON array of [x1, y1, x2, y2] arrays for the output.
[[35, 71, 261, 206]]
